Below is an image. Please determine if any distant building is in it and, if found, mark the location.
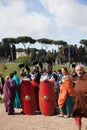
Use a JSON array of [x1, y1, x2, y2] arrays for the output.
[[16, 52, 27, 58]]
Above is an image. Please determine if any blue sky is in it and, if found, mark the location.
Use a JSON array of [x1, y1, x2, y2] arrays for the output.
[[0, 0, 87, 51]]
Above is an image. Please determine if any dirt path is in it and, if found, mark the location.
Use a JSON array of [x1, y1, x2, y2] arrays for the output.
[[0, 103, 87, 130]]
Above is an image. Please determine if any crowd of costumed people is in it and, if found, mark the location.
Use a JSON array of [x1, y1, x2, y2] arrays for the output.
[[0, 62, 87, 130]]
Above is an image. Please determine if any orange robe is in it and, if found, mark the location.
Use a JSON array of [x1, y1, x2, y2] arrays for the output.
[[58, 75, 75, 108]]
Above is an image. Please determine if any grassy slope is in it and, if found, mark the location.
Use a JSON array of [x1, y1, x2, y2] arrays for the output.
[[0, 63, 87, 78], [0, 63, 20, 78], [0, 63, 87, 103]]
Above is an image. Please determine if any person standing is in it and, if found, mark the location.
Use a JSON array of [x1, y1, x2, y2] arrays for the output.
[[12, 70, 21, 108], [40, 61, 58, 114], [0, 71, 5, 99], [56, 69, 62, 103], [58, 67, 75, 118], [72, 64, 87, 130], [3, 73, 17, 115]]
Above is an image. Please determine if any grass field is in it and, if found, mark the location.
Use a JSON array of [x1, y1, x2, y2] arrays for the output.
[[0, 63, 87, 78], [0, 63, 87, 104], [0, 63, 20, 78], [0, 63, 62, 78]]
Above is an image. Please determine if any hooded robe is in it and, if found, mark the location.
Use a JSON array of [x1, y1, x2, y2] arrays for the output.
[[3, 79, 17, 114], [73, 72, 87, 117]]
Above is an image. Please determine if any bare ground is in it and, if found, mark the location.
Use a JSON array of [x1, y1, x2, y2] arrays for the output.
[[0, 103, 87, 130]]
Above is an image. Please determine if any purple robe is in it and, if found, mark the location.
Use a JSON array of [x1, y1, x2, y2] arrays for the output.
[[3, 79, 17, 115]]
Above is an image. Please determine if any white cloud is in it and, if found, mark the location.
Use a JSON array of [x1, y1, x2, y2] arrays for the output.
[[0, 0, 87, 49], [0, 0, 55, 39], [40, 0, 87, 31]]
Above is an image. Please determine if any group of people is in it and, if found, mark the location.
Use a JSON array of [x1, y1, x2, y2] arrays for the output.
[[0, 62, 87, 130], [57, 64, 87, 130]]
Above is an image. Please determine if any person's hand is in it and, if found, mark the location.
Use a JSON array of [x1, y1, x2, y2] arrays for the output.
[[59, 81, 62, 85]]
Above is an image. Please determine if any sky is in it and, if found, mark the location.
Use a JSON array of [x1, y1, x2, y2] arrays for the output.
[[0, 0, 87, 51]]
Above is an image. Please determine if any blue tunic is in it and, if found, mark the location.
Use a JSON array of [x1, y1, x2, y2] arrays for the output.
[[12, 75, 21, 108]]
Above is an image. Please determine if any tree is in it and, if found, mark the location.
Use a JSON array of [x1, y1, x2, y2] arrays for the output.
[[37, 49, 47, 62], [37, 38, 52, 50], [77, 46, 86, 64], [2, 38, 17, 62], [52, 40, 67, 63], [80, 39, 87, 47], [52, 40, 67, 50], [30, 48, 38, 62], [12, 44, 16, 60], [46, 51, 55, 63], [16, 36, 36, 52]]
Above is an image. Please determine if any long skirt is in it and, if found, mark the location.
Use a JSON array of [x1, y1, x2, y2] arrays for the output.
[[60, 94, 74, 115], [14, 91, 21, 108]]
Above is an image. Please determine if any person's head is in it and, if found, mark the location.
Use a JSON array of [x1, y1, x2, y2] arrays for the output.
[[13, 70, 17, 75], [61, 67, 69, 75], [75, 64, 85, 77], [46, 61, 52, 73], [20, 69, 27, 77], [71, 63, 76, 68], [71, 63, 76, 72], [9, 73, 14, 79]]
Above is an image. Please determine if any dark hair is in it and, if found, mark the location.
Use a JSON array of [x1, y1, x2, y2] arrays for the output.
[[57, 69, 62, 74], [13, 70, 17, 75], [61, 67, 68, 72], [72, 63, 76, 68], [9, 73, 14, 79], [46, 60, 52, 65]]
